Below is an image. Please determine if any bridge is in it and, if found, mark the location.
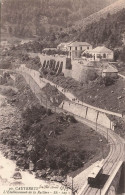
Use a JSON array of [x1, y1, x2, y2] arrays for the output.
[[2, 65, 125, 194]]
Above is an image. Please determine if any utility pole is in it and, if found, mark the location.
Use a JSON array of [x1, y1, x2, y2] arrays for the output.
[[100, 187, 101, 195], [99, 139, 104, 159], [96, 111, 99, 131], [107, 128, 109, 143], [45, 87, 48, 110], [72, 177, 74, 195]]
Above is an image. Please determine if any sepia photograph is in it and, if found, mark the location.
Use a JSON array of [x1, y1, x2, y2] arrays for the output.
[[0, 0, 125, 195]]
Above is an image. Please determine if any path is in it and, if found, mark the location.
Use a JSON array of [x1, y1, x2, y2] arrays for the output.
[[18, 65, 122, 118]]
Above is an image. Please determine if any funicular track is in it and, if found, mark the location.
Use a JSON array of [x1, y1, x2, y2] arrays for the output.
[[4, 68, 125, 195]]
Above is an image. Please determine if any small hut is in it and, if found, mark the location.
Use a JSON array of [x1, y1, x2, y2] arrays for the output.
[[102, 66, 118, 78]]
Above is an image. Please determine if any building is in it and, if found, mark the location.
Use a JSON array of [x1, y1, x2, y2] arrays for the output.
[[82, 46, 114, 61], [57, 42, 71, 51], [102, 66, 118, 78], [67, 41, 92, 59]]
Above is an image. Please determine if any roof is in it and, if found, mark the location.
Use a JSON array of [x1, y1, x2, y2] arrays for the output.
[[103, 66, 118, 73], [58, 42, 71, 47], [43, 48, 57, 51], [68, 41, 91, 47], [88, 160, 104, 178], [82, 49, 93, 54], [91, 46, 113, 53]]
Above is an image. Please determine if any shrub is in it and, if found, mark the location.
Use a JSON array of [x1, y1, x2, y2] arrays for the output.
[[103, 77, 115, 86], [46, 109, 52, 116], [66, 115, 77, 123], [50, 71, 55, 75], [0, 61, 12, 69], [86, 70, 98, 81], [22, 105, 46, 125], [59, 72, 64, 76], [43, 70, 48, 75], [97, 76, 115, 86]]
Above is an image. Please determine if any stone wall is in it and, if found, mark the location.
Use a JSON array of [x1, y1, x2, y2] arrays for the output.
[[38, 54, 102, 82], [38, 54, 67, 74], [71, 60, 102, 82]]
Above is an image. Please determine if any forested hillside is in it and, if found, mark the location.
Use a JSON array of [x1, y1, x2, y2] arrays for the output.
[[56, 8, 125, 50], [1, 0, 117, 38], [77, 8, 125, 48]]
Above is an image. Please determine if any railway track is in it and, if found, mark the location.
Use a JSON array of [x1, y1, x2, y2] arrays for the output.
[[15, 68, 125, 195], [76, 116, 125, 195]]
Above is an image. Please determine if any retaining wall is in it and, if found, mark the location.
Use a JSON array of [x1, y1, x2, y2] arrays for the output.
[[71, 60, 102, 82], [38, 54, 67, 74], [19, 65, 115, 129], [60, 101, 114, 130]]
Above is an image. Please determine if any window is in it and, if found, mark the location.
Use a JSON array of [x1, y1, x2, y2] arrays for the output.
[[80, 46, 82, 50], [97, 54, 101, 58], [103, 53, 106, 58], [70, 47, 71, 50], [75, 47, 77, 50], [87, 46, 89, 49]]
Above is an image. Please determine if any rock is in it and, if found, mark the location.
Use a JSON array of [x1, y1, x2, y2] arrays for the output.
[[56, 176, 64, 182], [117, 96, 122, 99], [51, 176, 57, 181], [16, 157, 25, 167], [46, 168, 51, 175], [10, 154, 17, 160], [36, 159, 44, 170], [111, 91, 114, 93], [3, 126, 11, 129], [46, 175, 51, 180], [15, 168, 20, 171], [29, 161, 34, 171], [13, 171, 22, 180], [35, 170, 46, 178], [17, 149, 25, 155]]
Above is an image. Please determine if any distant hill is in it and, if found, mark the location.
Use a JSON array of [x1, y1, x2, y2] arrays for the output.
[[1, 0, 118, 38]]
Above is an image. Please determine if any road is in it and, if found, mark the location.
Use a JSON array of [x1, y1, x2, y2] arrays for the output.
[[19, 65, 122, 118]]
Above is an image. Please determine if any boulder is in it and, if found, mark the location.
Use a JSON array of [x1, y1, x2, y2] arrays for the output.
[[35, 170, 46, 178], [16, 157, 25, 167], [12, 171, 22, 180], [56, 176, 64, 182]]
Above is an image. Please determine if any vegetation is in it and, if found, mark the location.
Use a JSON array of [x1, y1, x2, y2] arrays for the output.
[[42, 49, 68, 56], [1, 0, 116, 38], [77, 9, 125, 49], [55, 8, 125, 50], [0, 73, 109, 179]]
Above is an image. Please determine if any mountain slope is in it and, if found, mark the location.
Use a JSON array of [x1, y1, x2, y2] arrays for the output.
[[1, 0, 118, 38], [55, 8, 125, 50], [74, 0, 125, 30]]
